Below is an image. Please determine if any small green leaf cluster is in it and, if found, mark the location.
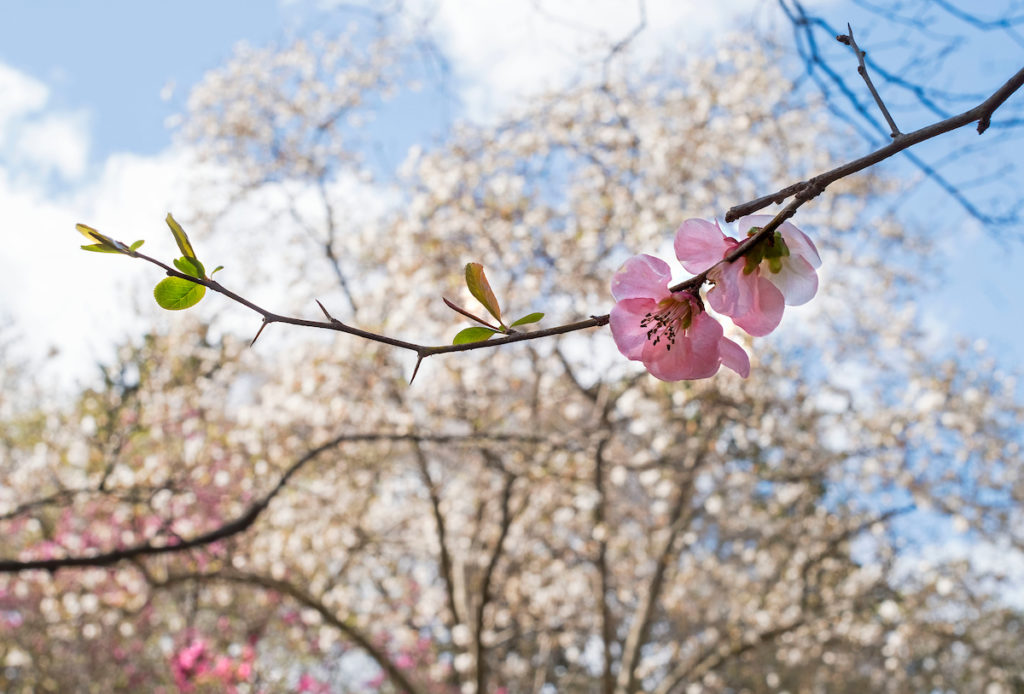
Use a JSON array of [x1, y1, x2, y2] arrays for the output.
[[448, 263, 544, 345], [742, 228, 790, 275], [154, 214, 209, 311], [77, 224, 143, 255], [77, 214, 223, 311]]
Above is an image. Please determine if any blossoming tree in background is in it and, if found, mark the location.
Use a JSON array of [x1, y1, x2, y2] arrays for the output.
[[4, 2, 1024, 693]]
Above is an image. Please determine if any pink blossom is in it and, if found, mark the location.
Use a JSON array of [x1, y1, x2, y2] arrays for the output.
[[212, 656, 234, 679], [177, 640, 206, 671], [610, 254, 750, 381], [674, 217, 820, 336], [297, 674, 332, 693]]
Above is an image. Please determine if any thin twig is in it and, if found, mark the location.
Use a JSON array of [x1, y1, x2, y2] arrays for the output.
[[725, 63, 1024, 221], [83, 61, 1024, 374], [837, 24, 902, 137], [129, 249, 608, 369]]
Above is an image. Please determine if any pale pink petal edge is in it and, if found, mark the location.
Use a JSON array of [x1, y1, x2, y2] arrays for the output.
[[674, 219, 735, 274], [610, 254, 672, 301]]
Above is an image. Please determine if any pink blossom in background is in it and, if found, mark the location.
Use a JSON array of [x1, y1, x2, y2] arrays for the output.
[[610, 254, 749, 381], [674, 216, 820, 336], [212, 656, 234, 679], [297, 674, 330, 693], [176, 639, 206, 671]]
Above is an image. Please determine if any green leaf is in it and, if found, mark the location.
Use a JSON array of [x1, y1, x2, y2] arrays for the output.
[[465, 263, 503, 324], [452, 326, 498, 345], [80, 243, 122, 254], [210, 265, 224, 276], [129, 239, 145, 251], [154, 276, 206, 310], [173, 255, 205, 279], [510, 312, 544, 327], [165, 213, 198, 260], [76, 223, 128, 253], [76, 223, 108, 244]]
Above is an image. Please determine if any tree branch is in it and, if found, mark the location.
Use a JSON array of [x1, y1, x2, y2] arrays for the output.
[[615, 468, 700, 694], [84, 56, 1024, 369], [154, 568, 426, 694], [592, 437, 616, 694], [0, 431, 538, 573], [777, 0, 1024, 225], [411, 440, 462, 628], [474, 468, 517, 694], [653, 504, 917, 694], [725, 63, 1024, 221]]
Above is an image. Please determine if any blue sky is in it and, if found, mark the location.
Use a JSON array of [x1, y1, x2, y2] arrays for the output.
[[1, 0, 1022, 389], [0, 1, 290, 161]]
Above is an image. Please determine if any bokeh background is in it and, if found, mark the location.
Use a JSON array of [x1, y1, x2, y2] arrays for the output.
[[2, 2, 1024, 692]]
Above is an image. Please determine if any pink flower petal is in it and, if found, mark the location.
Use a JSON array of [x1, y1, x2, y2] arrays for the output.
[[710, 262, 784, 336], [766, 254, 818, 306], [643, 308, 722, 381], [610, 297, 659, 360], [738, 215, 821, 269], [707, 261, 754, 317], [717, 336, 750, 378], [610, 254, 671, 301], [736, 214, 773, 236], [781, 225, 821, 268], [732, 275, 784, 336], [674, 219, 736, 274]]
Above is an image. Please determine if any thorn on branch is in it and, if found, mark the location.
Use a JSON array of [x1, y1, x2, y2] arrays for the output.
[[316, 299, 334, 321], [316, 299, 346, 328], [410, 354, 426, 385], [250, 319, 270, 347]]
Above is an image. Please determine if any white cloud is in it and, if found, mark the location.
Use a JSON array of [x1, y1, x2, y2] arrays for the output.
[[0, 144, 197, 387], [0, 63, 48, 131], [0, 63, 90, 183], [417, 0, 763, 120], [0, 56, 404, 387], [14, 111, 91, 180]]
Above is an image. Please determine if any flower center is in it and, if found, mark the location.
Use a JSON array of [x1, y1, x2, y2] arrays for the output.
[[640, 294, 693, 351]]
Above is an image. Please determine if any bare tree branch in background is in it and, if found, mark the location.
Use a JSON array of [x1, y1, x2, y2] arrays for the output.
[[780, 0, 1024, 228]]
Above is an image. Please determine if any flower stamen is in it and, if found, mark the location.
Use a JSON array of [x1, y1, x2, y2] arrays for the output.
[[640, 294, 694, 350]]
